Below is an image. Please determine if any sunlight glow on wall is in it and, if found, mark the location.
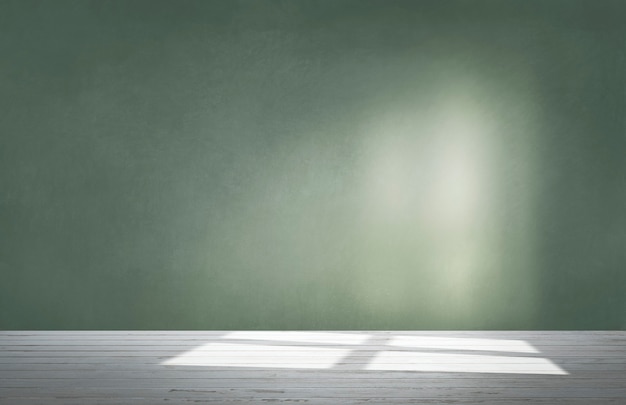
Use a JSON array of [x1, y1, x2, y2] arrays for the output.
[[425, 126, 489, 231], [353, 85, 499, 318], [423, 95, 496, 312]]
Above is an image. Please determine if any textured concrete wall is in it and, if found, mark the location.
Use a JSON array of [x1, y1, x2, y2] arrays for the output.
[[1, 0, 624, 329]]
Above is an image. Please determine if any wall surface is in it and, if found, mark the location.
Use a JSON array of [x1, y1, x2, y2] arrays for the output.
[[1, 0, 625, 330]]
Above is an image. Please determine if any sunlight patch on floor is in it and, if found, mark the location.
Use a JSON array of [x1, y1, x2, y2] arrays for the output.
[[366, 350, 568, 375], [161, 332, 568, 375], [222, 331, 371, 345], [161, 343, 350, 369], [388, 335, 539, 353]]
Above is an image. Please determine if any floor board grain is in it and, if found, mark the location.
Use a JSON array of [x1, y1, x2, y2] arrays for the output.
[[1, 331, 624, 404]]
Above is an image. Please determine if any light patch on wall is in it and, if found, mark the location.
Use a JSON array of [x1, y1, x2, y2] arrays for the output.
[[425, 112, 490, 232], [354, 83, 498, 317], [423, 94, 496, 314]]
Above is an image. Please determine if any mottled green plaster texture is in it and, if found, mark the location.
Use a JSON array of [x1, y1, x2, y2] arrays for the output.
[[1, 0, 625, 329]]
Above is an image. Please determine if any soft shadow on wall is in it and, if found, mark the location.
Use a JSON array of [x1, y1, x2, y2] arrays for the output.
[[0, 0, 625, 329]]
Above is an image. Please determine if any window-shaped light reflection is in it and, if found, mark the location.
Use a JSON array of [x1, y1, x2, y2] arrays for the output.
[[388, 335, 538, 353], [366, 351, 567, 375], [223, 331, 371, 345], [162, 343, 351, 369], [161, 332, 568, 375]]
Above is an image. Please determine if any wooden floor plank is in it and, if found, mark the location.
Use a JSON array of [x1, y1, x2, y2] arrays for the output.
[[3, 399, 625, 405], [2, 386, 626, 398], [2, 377, 626, 389], [0, 331, 624, 404]]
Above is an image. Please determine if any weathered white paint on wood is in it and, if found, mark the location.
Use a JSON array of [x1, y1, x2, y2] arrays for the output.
[[0, 331, 624, 404], [3, 399, 626, 405]]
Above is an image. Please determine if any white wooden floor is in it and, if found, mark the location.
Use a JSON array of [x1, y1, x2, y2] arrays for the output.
[[1, 331, 625, 404]]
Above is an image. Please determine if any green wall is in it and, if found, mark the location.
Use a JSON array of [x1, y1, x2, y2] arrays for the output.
[[1, 0, 625, 330]]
